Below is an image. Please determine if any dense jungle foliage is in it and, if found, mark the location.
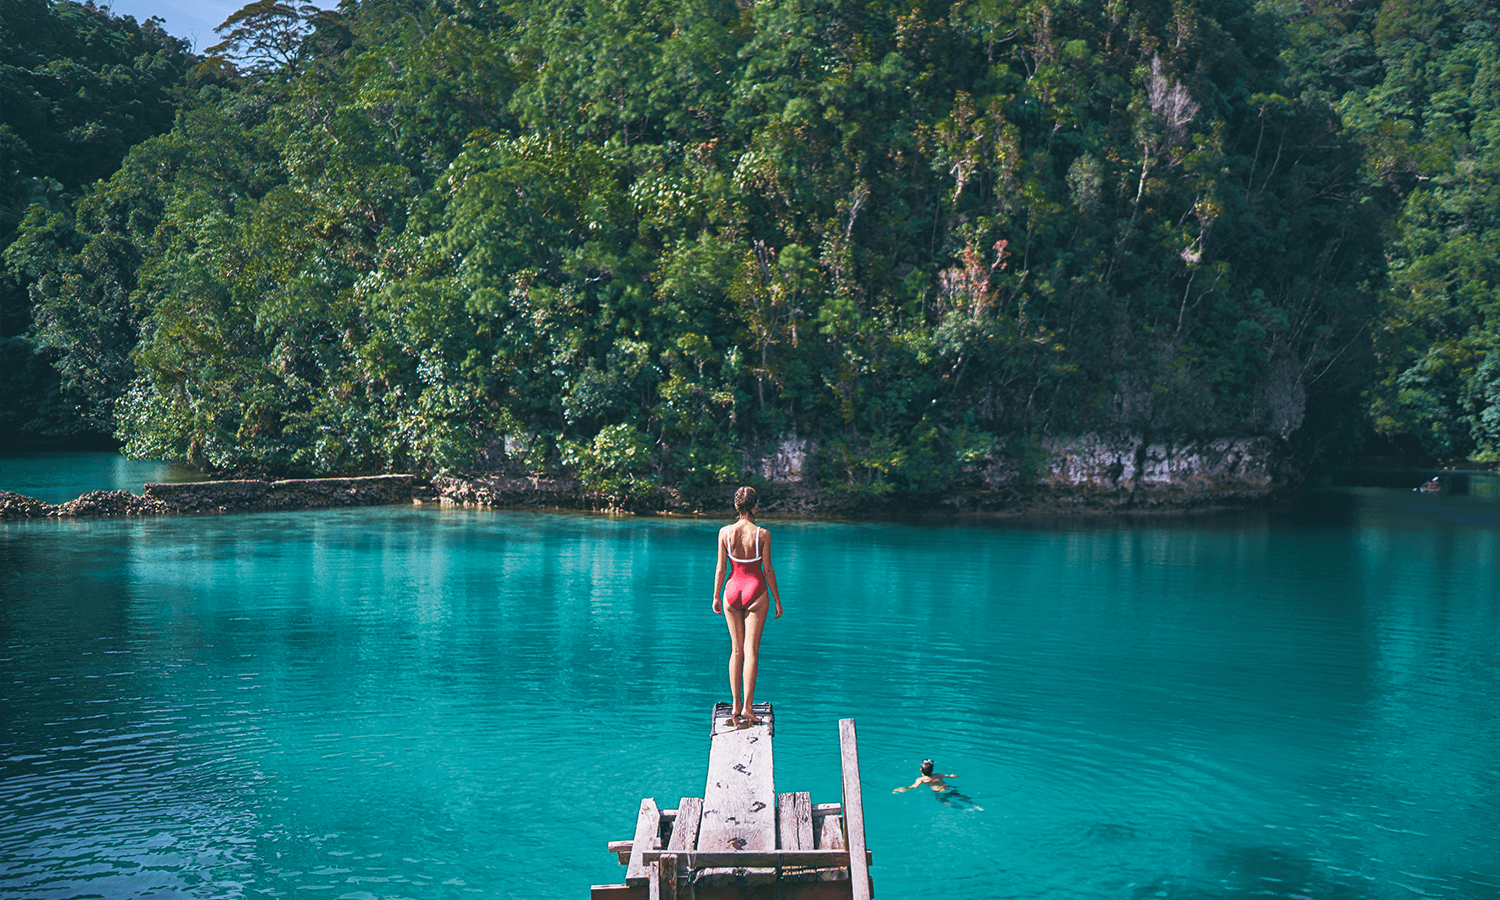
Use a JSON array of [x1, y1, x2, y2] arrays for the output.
[[1, 0, 195, 443], [2, 0, 1497, 495]]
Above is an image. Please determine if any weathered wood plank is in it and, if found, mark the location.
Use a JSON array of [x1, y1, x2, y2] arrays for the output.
[[778, 791, 814, 851], [666, 797, 703, 852], [838, 719, 872, 900], [822, 816, 846, 852], [699, 723, 776, 851], [814, 812, 849, 883], [594, 884, 853, 900], [699, 710, 777, 885], [625, 798, 662, 885], [640, 850, 869, 867], [664, 796, 704, 884]]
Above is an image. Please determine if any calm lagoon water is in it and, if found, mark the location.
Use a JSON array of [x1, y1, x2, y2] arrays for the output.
[[3, 483, 1500, 900], [0, 452, 206, 504]]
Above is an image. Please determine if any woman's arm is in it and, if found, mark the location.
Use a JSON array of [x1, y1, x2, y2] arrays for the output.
[[712, 527, 727, 613], [761, 528, 783, 619]]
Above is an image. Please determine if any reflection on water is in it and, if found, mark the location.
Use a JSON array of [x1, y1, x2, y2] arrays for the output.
[[0, 451, 207, 504], [2, 490, 1499, 900]]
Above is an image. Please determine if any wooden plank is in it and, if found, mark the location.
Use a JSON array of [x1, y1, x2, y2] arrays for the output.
[[815, 809, 843, 850], [665, 798, 703, 851], [595, 884, 851, 900], [698, 714, 776, 885], [814, 811, 848, 883], [778, 791, 814, 851], [664, 796, 703, 886], [839, 718, 872, 900], [640, 850, 868, 867], [698, 716, 776, 851], [625, 798, 662, 885]]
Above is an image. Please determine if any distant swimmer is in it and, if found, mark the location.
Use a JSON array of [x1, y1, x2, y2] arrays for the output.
[[894, 759, 983, 810]]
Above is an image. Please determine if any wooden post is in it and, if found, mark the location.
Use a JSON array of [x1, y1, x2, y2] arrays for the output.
[[839, 718, 872, 900], [651, 854, 677, 900]]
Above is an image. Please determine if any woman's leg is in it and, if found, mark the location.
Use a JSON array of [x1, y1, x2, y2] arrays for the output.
[[723, 601, 747, 716], [738, 592, 770, 723]]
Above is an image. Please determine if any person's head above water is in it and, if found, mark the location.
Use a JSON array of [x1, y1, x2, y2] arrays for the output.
[[734, 486, 758, 516], [920, 759, 934, 776]]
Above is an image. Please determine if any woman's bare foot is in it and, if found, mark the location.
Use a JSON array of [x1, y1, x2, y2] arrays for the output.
[[739, 710, 760, 726]]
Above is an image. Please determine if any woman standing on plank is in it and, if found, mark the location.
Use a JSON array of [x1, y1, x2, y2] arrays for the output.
[[713, 486, 783, 726]]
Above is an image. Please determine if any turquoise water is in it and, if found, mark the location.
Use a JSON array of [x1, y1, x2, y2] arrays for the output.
[[0, 452, 207, 504], [3, 489, 1500, 899]]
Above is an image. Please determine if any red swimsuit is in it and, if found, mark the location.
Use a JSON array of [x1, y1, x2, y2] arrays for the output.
[[723, 527, 767, 610]]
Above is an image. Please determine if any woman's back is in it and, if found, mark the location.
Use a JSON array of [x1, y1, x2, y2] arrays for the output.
[[722, 520, 764, 563]]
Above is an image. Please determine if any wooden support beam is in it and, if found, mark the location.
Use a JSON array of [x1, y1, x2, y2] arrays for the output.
[[593, 883, 856, 900], [839, 719, 872, 900], [650, 854, 677, 900], [608, 839, 632, 864], [625, 798, 662, 885], [639, 850, 871, 868]]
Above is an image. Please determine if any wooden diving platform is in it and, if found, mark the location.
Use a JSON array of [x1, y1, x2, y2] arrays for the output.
[[592, 704, 873, 899]]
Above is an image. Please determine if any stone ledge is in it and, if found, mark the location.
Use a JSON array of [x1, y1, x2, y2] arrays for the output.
[[144, 475, 419, 512], [1, 475, 422, 519]]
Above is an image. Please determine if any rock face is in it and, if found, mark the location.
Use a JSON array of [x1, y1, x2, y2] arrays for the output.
[[430, 474, 583, 508], [435, 433, 1293, 517], [1010, 434, 1289, 512], [740, 432, 1292, 516], [2, 436, 1293, 521]]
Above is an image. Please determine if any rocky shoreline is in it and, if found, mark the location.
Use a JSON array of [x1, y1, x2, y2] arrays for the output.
[[1, 434, 1298, 520], [1, 475, 429, 520]]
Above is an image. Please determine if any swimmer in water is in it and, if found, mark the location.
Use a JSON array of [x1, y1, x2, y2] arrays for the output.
[[894, 759, 983, 810]]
